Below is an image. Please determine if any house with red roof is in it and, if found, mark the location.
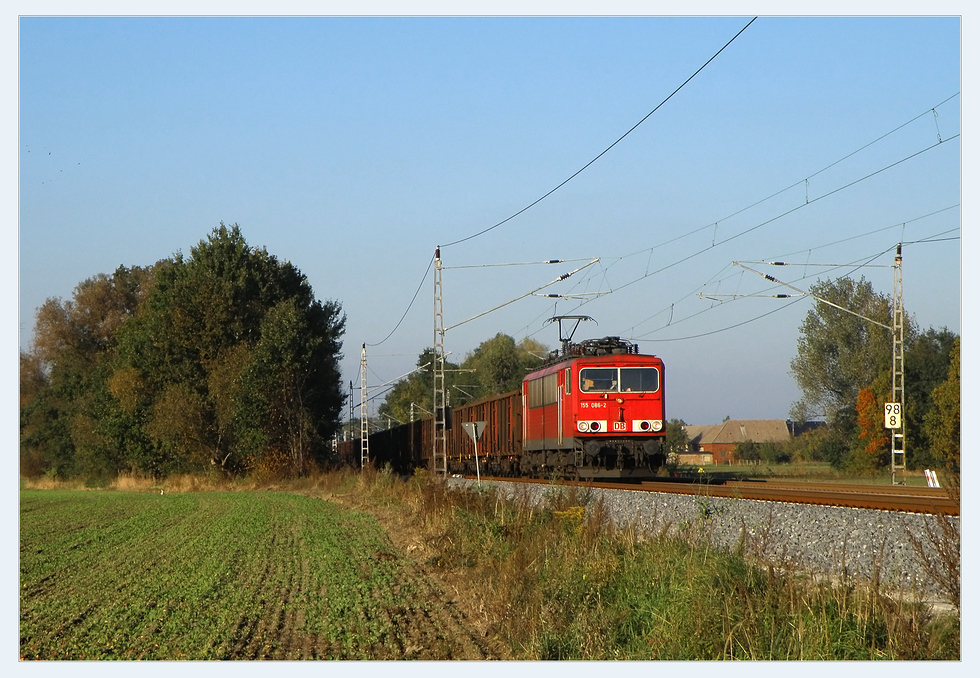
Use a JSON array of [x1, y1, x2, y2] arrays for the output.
[[680, 419, 794, 465]]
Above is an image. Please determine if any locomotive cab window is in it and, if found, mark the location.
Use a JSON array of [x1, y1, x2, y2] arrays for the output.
[[579, 368, 617, 392], [580, 367, 660, 393], [620, 367, 660, 393]]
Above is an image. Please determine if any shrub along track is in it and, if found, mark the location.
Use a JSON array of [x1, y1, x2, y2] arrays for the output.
[[20, 490, 503, 660]]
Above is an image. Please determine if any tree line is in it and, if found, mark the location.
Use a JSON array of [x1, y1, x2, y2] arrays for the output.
[[20, 224, 346, 480], [21, 231, 958, 482], [372, 333, 549, 431]]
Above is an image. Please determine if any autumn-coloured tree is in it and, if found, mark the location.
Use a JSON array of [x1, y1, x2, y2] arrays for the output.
[[20, 265, 156, 478], [855, 386, 888, 464]]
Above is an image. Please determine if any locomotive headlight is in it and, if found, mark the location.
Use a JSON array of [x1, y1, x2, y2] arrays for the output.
[[577, 420, 607, 433], [652, 420, 663, 432]]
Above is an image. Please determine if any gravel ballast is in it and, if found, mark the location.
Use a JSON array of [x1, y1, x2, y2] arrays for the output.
[[448, 478, 959, 604]]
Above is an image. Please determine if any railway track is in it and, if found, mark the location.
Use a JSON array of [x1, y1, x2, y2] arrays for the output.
[[460, 475, 959, 516]]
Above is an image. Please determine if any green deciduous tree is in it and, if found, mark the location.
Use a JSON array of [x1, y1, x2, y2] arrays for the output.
[[460, 334, 548, 402], [924, 337, 959, 474], [904, 327, 958, 469], [664, 419, 689, 460], [790, 277, 900, 421], [115, 224, 346, 476], [236, 298, 346, 471], [378, 348, 451, 426], [380, 334, 548, 424], [789, 277, 958, 473], [789, 276, 924, 471]]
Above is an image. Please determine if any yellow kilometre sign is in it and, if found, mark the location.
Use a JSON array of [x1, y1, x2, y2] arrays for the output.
[[884, 402, 902, 429]]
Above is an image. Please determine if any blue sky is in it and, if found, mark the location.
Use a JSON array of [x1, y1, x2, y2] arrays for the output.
[[15, 12, 964, 427]]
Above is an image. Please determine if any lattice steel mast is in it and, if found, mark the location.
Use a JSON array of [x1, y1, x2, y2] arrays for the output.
[[891, 245, 906, 484], [360, 343, 369, 469], [433, 247, 447, 476], [731, 250, 908, 484]]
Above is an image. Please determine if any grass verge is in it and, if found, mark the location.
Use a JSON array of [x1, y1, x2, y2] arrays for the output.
[[309, 466, 960, 660]]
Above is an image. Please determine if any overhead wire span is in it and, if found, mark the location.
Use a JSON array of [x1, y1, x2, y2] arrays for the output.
[[531, 291, 609, 300], [595, 202, 953, 344], [571, 133, 960, 309], [638, 298, 806, 342], [366, 249, 436, 348], [609, 95, 961, 264], [444, 258, 600, 332], [444, 257, 596, 270], [350, 361, 433, 394], [903, 228, 961, 245], [767, 204, 959, 260], [731, 255, 895, 331], [493, 106, 958, 345], [630, 245, 897, 342], [440, 17, 758, 249], [738, 261, 893, 269]]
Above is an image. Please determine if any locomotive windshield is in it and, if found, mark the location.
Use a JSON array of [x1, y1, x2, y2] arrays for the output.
[[580, 367, 660, 393]]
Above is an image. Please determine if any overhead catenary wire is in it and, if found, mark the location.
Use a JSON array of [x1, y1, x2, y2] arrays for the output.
[[444, 257, 596, 270], [444, 258, 600, 332], [618, 94, 961, 261], [514, 154, 956, 351], [367, 64, 957, 359], [647, 245, 897, 336], [439, 17, 758, 249], [605, 226, 905, 342], [571, 133, 959, 310], [366, 249, 435, 348], [767, 204, 959, 260], [366, 85, 958, 396], [631, 245, 899, 343]]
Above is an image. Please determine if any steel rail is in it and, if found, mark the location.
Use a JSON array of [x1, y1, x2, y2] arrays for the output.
[[462, 476, 959, 516]]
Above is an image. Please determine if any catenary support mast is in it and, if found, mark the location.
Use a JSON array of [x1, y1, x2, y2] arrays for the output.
[[891, 245, 906, 484], [433, 248, 447, 476], [360, 344, 369, 469]]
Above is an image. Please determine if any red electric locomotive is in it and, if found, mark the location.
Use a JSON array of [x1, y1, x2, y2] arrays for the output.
[[339, 320, 667, 480], [520, 335, 666, 479]]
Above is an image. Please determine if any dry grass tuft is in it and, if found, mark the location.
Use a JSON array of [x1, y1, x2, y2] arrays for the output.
[[901, 471, 960, 609]]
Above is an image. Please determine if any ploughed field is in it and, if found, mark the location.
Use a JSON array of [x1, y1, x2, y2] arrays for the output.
[[20, 490, 493, 660]]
